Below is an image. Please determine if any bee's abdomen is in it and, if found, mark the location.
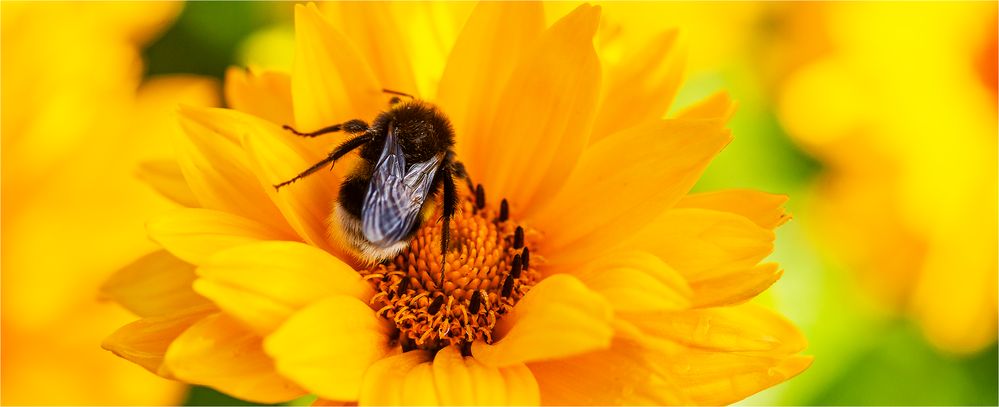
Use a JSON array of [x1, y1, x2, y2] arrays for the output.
[[338, 170, 426, 249], [338, 174, 368, 220]]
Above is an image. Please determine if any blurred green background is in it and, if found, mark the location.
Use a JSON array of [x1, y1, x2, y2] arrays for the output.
[[3, 1, 995, 405]]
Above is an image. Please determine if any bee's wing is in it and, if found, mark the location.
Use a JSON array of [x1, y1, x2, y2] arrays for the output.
[[361, 125, 442, 249]]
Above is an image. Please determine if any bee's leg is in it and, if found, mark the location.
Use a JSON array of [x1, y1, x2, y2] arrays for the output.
[[282, 119, 369, 138], [438, 166, 459, 289], [452, 160, 475, 193], [274, 133, 370, 190]]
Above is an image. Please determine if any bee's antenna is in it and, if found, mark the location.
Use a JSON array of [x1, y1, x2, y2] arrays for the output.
[[382, 88, 415, 99]]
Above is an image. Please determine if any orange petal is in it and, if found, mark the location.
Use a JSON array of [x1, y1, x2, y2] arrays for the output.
[[663, 350, 812, 405], [592, 30, 685, 141], [359, 350, 432, 405], [194, 241, 373, 335], [436, 1, 544, 173], [677, 189, 791, 230], [476, 4, 602, 211], [292, 3, 381, 132], [100, 250, 210, 317], [431, 346, 540, 405], [535, 119, 732, 265], [691, 263, 784, 308], [569, 250, 692, 312], [626, 208, 774, 280], [224, 67, 294, 125], [264, 296, 394, 401], [472, 274, 613, 367], [102, 305, 215, 376], [136, 159, 199, 207], [674, 90, 737, 121], [175, 105, 293, 234], [146, 207, 292, 266], [164, 313, 306, 404], [527, 337, 689, 405], [623, 303, 807, 355], [311, 397, 352, 406]]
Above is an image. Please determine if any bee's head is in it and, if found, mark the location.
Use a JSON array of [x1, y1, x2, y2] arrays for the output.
[[381, 100, 455, 164]]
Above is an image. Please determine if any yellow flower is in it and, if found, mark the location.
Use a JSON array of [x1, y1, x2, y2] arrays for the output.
[[778, 2, 997, 354], [1, 1, 218, 404], [103, 3, 810, 404]]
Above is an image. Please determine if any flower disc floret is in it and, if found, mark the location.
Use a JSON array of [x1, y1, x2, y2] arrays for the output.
[[362, 189, 539, 351]]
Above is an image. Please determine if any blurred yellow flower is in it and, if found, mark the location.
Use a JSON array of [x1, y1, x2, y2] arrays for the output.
[[1, 2, 218, 405], [103, 2, 810, 405], [778, 2, 997, 354]]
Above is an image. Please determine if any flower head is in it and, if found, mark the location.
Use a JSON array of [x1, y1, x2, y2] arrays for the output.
[[103, 3, 810, 404]]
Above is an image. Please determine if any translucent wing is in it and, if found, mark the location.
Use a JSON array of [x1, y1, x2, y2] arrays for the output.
[[362, 125, 442, 249]]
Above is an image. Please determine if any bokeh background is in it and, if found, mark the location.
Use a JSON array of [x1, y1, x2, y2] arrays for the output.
[[2, 1, 996, 405]]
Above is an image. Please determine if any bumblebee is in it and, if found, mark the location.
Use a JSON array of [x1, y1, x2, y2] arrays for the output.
[[274, 90, 469, 284]]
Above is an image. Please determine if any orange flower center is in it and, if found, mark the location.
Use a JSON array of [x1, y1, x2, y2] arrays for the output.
[[360, 187, 539, 352]]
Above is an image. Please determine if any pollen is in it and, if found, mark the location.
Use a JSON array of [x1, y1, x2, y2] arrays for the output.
[[360, 186, 540, 352]]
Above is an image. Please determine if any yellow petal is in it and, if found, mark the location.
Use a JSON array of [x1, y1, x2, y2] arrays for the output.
[[401, 363, 440, 405], [357, 348, 539, 406], [136, 159, 199, 207], [570, 250, 692, 312], [292, 3, 381, 132], [175, 106, 345, 255], [535, 119, 732, 265], [623, 303, 807, 355], [691, 263, 784, 308], [323, 2, 474, 99], [102, 305, 215, 376], [431, 346, 540, 406], [664, 351, 813, 405], [627, 208, 774, 280], [359, 350, 432, 406], [234, 109, 344, 255], [224, 66, 294, 125], [674, 90, 737, 121], [175, 105, 293, 234], [477, 4, 602, 210], [592, 30, 685, 141], [528, 337, 687, 405], [436, 1, 544, 173], [147, 207, 292, 266], [164, 313, 306, 404], [430, 347, 477, 405], [676, 189, 790, 230], [133, 75, 222, 159], [325, 2, 419, 96], [498, 362, 541, 406], [472, 274, 613, 367], [100, 250, 210, 317], [264, 296, 394, 401], [194, 241, 374, 335]]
